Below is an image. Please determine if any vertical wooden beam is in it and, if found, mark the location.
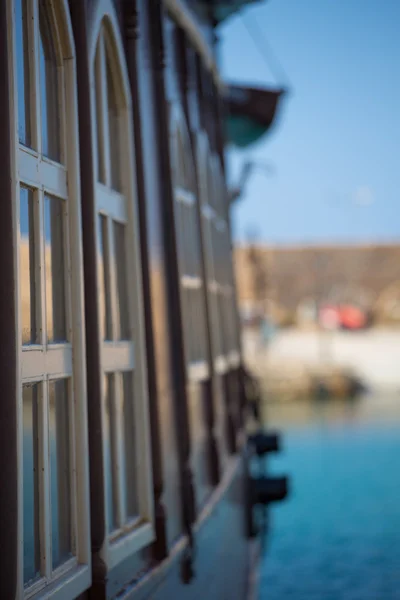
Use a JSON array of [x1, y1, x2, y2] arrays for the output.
[[123, 0, 168, 562], [0, 3, 18, 597], [147, 0, 196, 574], [211, 32, 246, 430], [175, 28, 220, 486], [69, 1, 107, 597]]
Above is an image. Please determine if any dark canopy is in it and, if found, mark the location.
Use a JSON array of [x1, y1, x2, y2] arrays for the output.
[[224, 84, 285, 148], [189, 1, 266, 26]]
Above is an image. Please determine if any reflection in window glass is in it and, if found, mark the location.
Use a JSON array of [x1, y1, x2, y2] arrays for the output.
[[39, 1, 61, 162], [175, 200, 185, 274], [94, 44, 105, 184], [122, 372, 137, 518], [98, 215, 112, 340], [20, 187, 38, 345], [49, 379, 72, 569], [114, 222, 129, 340], [44, 196, 67, 343], [15, 0, 31, 146], [106, 57, 121, 192], [23, 383, 41, 586], [104, 374, 118, 532], [176, 132, 186, 189]]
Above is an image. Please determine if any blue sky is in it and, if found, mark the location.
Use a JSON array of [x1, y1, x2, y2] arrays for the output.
[[220, 0, 400, 245]]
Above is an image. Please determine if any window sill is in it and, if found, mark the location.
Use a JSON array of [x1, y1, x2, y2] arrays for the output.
[[106, 521, 154, 571], [26, 564, 90, 600]]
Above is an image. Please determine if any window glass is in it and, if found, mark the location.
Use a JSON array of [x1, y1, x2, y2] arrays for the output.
[[104, 374, 118, 532], [122, 372, 137, 518], [94, 44, 106, 184], [23, 383, 41, 586], [49, 379, 72, 569], [20, 187, 39, 345], [106, 57, 121, 192], [39, 1, 61, 161], [15, 0, 31, 146], [114, 222, 129, 340], [98, 215, 112, 340], [44, 195, 67, 343]]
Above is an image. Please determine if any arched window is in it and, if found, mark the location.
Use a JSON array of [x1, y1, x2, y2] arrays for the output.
[[170, 106, 208, 379], [89, 11, 153, 566], [11, 0, 90, 597]]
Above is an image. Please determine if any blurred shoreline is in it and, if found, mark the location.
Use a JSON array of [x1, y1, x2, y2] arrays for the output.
[[243, 326, 400, 400]]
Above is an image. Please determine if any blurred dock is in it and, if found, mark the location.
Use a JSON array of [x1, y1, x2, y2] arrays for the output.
[[243, 327, 400, 398]]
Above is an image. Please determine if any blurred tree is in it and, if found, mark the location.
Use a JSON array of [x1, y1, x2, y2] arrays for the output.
[[246, 228, 269, 320]]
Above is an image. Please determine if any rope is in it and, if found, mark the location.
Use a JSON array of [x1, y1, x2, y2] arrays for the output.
[[239, 11, 292, 90]]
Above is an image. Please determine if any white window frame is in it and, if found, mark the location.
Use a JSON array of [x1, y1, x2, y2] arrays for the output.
[[8, 1, 91, 599], [210, 154, 241, 368], [88, 0, 154, 570], [170, 104, 209, 382], [196, 133, 229, 375]]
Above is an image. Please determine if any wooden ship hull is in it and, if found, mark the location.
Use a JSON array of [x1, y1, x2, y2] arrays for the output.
[[0, 1, 287, 598]]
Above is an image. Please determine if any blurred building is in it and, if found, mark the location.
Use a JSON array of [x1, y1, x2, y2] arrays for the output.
[[235, 243, 400, 326]]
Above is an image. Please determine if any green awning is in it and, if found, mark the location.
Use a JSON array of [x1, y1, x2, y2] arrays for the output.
[[224, 84, 285, 148], [225, 116, 269, 148]]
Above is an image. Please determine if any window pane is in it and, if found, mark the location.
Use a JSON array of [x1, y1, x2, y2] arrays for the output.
[[182, 286, 190, 364], [122, 372, 137, 518], [49, 379, 72, 569], [94, 44, 105, 184], [39, 1, 61, 162], [23, 383, 41, 586], [175, 199, 185, 274], [104, 374, 118, 532], [20, 187, 39, 345], [106, 57, 121, 192], [98, 215, 112, 340], [176, 133, 186, 189], [113, 222, 129, 340], [15, 0, 31, 146], [45, 195, 67, 343]]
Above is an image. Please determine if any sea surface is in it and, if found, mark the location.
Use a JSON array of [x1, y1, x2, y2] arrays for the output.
[[259, 394, 400, 600]]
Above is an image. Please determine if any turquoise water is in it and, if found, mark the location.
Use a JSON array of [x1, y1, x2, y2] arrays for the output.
[[259, 397, 400, 600]]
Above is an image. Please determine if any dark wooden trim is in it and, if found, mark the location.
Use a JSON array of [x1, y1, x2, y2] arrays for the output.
[[123, 0, 168, 562], [175, 23, 220, 487], [0, 4, 18, 597], [190, 129, 221, 484], [148, 0, 196, 568], [69, 1, 108, 595]]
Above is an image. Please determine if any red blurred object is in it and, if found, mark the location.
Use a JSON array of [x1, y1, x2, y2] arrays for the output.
[[319, 304, 367, 330], [319, 305, 340, 329], [339, 304, 367, 330]]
